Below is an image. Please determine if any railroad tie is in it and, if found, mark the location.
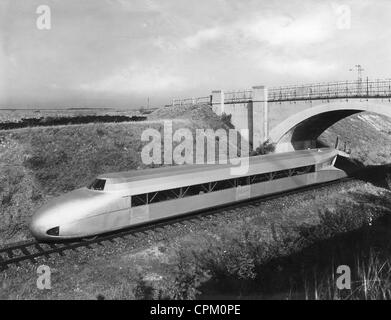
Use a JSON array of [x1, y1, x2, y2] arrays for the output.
[[35, 243, 51, 258], [20, 246, 36, 263]]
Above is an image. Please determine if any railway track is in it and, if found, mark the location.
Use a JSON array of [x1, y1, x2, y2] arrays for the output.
[[0, 177, 354, 270]]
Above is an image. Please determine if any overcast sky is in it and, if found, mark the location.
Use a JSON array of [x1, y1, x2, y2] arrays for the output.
[[1, 0, 391, 109]]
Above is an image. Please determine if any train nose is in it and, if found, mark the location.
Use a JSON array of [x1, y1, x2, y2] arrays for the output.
[[29, 213, 48, 239], [29, 188, 104, 240], [29, 206, 60, 239]]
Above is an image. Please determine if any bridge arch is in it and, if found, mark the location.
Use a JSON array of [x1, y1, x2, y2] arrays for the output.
[[268, 100, 391, 152]]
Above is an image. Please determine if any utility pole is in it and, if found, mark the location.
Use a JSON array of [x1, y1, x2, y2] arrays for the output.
[[349, 64, 364, 82], [350, 64, 365, 95]]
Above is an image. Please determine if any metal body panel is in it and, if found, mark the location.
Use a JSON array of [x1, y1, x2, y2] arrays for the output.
[[131, 205, 150, 225], [236, 185, 251, 201], [61, 207, 130, 237]]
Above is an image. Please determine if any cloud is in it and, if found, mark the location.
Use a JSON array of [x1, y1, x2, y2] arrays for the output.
[[240, 13, 336, 46], [2, 0, 391, 108], [260, 57, 337, 78], [182, 9, 337, 50], [183, 27, 223, 49], [80, 64, 187, 94], [109, 0, 160, 12]]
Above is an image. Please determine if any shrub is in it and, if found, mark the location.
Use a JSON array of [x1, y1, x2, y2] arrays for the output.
[[220, 113, 234, 128], [163, 250, 204, 300], [133, 274, 155, 300], [251, 140, 276, 156], [296, 203, 374, 243]]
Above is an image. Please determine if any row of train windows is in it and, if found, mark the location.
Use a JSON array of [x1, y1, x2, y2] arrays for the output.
[[131, 164, 316, 207]]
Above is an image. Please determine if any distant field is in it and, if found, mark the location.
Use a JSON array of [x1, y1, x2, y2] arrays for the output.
[[0, 115, 147, 130], [0, 108, 141, 123]]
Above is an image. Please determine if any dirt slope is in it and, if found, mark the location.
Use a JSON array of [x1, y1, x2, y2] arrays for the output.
[[320, 112, 391, 165]]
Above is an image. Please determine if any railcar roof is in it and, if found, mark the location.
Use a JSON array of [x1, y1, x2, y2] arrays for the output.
[[96, 148, 338, 194]]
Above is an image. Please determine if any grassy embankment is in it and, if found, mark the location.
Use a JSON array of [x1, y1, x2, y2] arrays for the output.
[[0, 104, 231, 245], [319, 112, 391, 165]]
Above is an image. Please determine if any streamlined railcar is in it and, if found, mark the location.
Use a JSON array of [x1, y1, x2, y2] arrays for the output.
[[30, 148, 347, 240]]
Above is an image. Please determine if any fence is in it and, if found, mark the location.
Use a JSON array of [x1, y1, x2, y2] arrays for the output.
[[223, 90, 253, 104], [171, 96, 211, 106]]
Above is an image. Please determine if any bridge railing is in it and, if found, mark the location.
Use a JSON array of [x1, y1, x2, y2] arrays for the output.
[[171, 79, 391, 107], [224, 90, 253, 104], [172, 96, 212, 106], [172, 90, 254, 106], [268, 79, 391, 102]]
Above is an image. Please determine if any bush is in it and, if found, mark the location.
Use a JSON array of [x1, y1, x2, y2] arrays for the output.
[[163, 250, 204, 300], [251, 140, 276, 156], [220, 113, 234, 128], [133, 274, 155, 300]]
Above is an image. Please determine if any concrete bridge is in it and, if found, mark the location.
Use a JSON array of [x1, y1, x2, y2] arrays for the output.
[[172, 79, 391, 152]]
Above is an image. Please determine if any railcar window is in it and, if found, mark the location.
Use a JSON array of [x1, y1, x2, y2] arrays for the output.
[[237, 176, 250, 186], [250, 173, 269, 184], [274, 169, 290, 179], [131, 194, 147, 207], [88, 179, 106, 191], [296, 165, 315, 174], [214, 179, 236, 191], [181, 184, 209, 196]]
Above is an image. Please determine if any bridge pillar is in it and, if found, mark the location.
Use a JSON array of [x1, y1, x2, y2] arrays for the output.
[[211, 90, 225, 115], [252, 86, 268, 149]]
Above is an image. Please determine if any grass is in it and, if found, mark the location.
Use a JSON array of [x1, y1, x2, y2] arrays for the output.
[[319, 112, 391, 166], [311, 249, 391, 300], [148, 104, 233, 131], [150, 181, 391, 300]]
